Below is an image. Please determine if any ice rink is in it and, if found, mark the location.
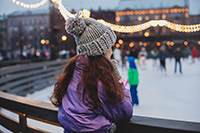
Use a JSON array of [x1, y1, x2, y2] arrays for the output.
[[1, 57, 200, 132], [119, 58, 200, 123]]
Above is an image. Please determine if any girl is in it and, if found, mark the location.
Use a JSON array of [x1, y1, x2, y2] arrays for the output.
[[50, 12, 133, 133]]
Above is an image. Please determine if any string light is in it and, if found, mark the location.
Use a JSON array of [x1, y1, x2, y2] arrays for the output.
[[115, 8, 188, 16], [12, 0, 48, 9], [51, 0, 58, 5], [17, 0, 200, 34], [82, 9, 91, 18], [53, 0, 200, 33]]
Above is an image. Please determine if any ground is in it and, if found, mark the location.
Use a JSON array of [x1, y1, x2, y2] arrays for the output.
[[1, 57, 200, 132]]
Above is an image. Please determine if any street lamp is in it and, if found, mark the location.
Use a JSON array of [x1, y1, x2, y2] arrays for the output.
[[41, 39, 45, 44], [61, 35, 67, 41], [118, 39, 123, 44], [184, 41, 188, 46], [170, 42, 174, 46], [46, 40, 50, 44], [129, 42, 134, 48], [156, 42, 161, 46], [116, 43, 120, 48], [144, 32, 149, 37]]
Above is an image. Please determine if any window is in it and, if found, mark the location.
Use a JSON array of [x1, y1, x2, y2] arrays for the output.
[[19, 20, 22, 24], [173, 13, 179, 19], [120, 16, 124, 21], [196, 17, 200, 23], [14, 20, 18, 25], [125, 15, 131, 21], [39, 18, 43, 24], [134, 15, 138, 20], [34, 18, 37, 24], [9, 20, 13, 25], [29, 18, 32, 25], [149, 14, 154, 19], [166, 13, 170, 19], [24, 18, 27, 25], [44, 17, 48, 23]]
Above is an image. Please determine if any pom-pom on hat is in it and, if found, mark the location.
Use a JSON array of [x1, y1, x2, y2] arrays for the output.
[[65, 11, 117, 56]]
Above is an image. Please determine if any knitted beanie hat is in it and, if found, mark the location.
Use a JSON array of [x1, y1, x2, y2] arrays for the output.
[[65, 12, 117, 56]]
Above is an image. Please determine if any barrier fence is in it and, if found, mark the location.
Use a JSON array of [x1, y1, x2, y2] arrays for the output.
[[0, 59, 67, 96], [0, 91, 200, 133]]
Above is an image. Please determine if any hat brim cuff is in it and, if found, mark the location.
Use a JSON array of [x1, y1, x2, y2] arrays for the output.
[[76, 28, 117, 56]]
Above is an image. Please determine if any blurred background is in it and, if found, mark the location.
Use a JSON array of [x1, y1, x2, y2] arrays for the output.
[[0, 0, 200, 132], [0, 0, 199, 61]]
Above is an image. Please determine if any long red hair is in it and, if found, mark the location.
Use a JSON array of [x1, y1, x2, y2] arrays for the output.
[[50, 55, 124, 109]]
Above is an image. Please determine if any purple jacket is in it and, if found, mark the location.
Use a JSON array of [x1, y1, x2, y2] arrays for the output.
[[58, 56, 133, 132]]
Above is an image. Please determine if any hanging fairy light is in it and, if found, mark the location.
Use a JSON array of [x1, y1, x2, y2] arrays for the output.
[[27, 0, 200, 34], [12, 0, 48, 9], [82, 9, 91, 18]]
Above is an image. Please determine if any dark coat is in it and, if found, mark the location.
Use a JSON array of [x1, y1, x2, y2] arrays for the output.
[[174, 51, 183, 61], [159, 51, 167, 60]]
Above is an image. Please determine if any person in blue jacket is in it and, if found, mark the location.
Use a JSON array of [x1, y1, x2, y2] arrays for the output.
[[128, 56, 139, 106]]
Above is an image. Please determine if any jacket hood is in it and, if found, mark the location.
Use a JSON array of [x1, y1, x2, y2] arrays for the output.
[[128, 56, 137, 69]]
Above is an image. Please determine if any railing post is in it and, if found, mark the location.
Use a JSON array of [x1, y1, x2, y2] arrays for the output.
[[19, 113, 28, 133]]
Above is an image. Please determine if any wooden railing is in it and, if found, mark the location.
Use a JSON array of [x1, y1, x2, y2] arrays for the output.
[[0, 59, 67, 96], [0, 91, 200, 133]]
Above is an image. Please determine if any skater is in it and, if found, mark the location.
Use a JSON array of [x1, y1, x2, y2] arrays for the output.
[[150, 48, 159, 69], [50, 12, 133, 133], [113, 46, 121, 62], [158, 46, 167, 71], [128, 56, 139, 106], [121, 45, 128, 70], [138, 47, 148, 67], [174, 47, 183, 74], [191, 46, 199, 62]]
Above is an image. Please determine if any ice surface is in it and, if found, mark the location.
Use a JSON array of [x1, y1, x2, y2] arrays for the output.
[[120, 58, 200, 123]]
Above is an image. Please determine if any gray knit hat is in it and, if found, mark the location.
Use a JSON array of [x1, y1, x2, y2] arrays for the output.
[[65, 12, 117, 56]]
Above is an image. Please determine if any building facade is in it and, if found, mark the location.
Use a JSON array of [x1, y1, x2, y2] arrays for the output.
[[1, 0, 200, 60], [0, 15, 8, 60], [7, 10, 50, 60], [113, 0, 200, 51]]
